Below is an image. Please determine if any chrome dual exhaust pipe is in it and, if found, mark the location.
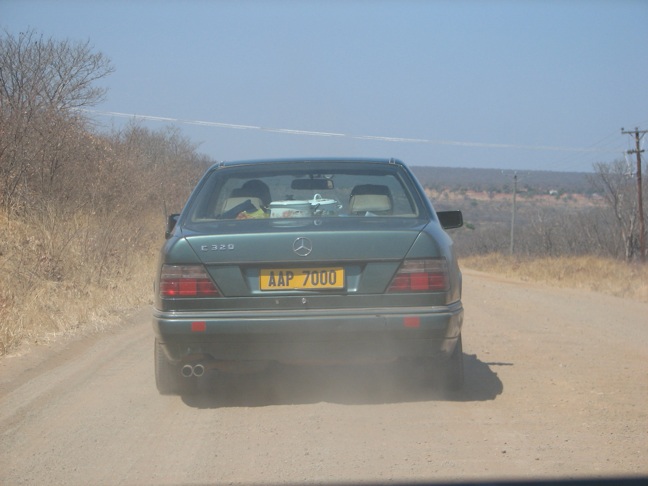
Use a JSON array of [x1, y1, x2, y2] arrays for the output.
[[181, 363, 205, 378]]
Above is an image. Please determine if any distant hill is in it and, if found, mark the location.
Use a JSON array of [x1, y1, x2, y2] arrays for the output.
[[411, 166, 594, 195]]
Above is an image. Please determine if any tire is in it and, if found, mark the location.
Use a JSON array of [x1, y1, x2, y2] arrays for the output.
[[440, 334, 464, 391], [155, 339, 194, 395], [415, 334, 464, 392]]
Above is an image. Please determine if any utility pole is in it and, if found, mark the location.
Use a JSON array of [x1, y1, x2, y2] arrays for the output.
[[510, 172, 517, 256], [621, 127, 646, 262]]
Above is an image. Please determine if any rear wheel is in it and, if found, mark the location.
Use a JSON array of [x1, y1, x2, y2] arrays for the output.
[[440, 334, 464, 391], [155, 339, 195, 395], [416, 334, 464, 392]]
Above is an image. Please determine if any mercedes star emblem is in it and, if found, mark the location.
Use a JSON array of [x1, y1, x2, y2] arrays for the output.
[[293, 237, 313, 257]]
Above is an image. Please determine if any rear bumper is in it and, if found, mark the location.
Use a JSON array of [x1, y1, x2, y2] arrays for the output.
[[152, 302, 463, 365]]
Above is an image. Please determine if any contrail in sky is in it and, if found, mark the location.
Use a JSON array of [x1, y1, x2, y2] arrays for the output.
[[80, 109, 617, 154]]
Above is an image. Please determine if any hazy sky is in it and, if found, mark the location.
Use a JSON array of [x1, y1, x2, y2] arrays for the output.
[[4, 0, 648, 172]]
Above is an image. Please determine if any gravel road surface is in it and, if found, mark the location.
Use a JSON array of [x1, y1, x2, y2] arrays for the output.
[[1, 269, 647, 484]]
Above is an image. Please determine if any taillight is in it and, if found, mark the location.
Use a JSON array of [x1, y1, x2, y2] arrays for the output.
[[160, 265, 220, 298], [387, 258, 449, 293]]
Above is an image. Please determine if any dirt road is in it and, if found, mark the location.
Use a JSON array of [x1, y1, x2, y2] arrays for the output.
[[1, 269, 647, 485]]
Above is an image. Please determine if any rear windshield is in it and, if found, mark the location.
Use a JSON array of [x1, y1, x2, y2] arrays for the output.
[[186, 161, 426, 222]]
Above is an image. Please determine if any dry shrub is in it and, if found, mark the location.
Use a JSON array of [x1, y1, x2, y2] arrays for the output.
[[0, 206, 162, 355], [462, 253, 648, 302], [0, 120, 206, 356], [1, 29, 207, 355]]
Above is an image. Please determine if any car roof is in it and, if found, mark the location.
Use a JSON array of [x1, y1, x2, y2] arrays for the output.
[[210, 157, 407, 171]]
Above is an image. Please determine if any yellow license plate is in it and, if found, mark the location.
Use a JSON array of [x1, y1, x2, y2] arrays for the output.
[[260, 267, 345, 290]]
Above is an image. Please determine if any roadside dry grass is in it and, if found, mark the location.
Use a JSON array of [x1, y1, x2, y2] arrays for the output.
[[462, 253, 648, 303], [1, 209, 161, 356]]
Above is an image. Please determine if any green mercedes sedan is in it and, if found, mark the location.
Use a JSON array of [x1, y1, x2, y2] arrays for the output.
[[153, 158, 464, 395]]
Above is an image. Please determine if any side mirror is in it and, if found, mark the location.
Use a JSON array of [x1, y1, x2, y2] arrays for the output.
[[165, 214, 180, 239], [437, 210, 463, 230]]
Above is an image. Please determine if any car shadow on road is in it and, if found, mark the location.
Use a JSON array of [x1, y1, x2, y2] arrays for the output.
[[181, 353, 504, 409]]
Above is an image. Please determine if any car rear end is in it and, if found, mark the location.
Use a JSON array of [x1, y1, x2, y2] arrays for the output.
[[152, 158, 463, 394]]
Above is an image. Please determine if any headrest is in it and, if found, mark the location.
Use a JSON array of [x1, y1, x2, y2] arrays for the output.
[[349, 194, 392, 213]]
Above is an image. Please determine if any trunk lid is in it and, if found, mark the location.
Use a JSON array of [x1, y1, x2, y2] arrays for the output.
[[182, 219, 430, 297]]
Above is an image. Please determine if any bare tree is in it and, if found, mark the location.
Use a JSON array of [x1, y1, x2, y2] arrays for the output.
[[0, 29, 114, 211], [0, 28, 113, 111], [589, 159, 642, 261]]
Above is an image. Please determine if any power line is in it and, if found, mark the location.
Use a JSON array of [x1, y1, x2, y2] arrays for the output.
[[79, 108, 619, 155], [539, 128, 626, 173]]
